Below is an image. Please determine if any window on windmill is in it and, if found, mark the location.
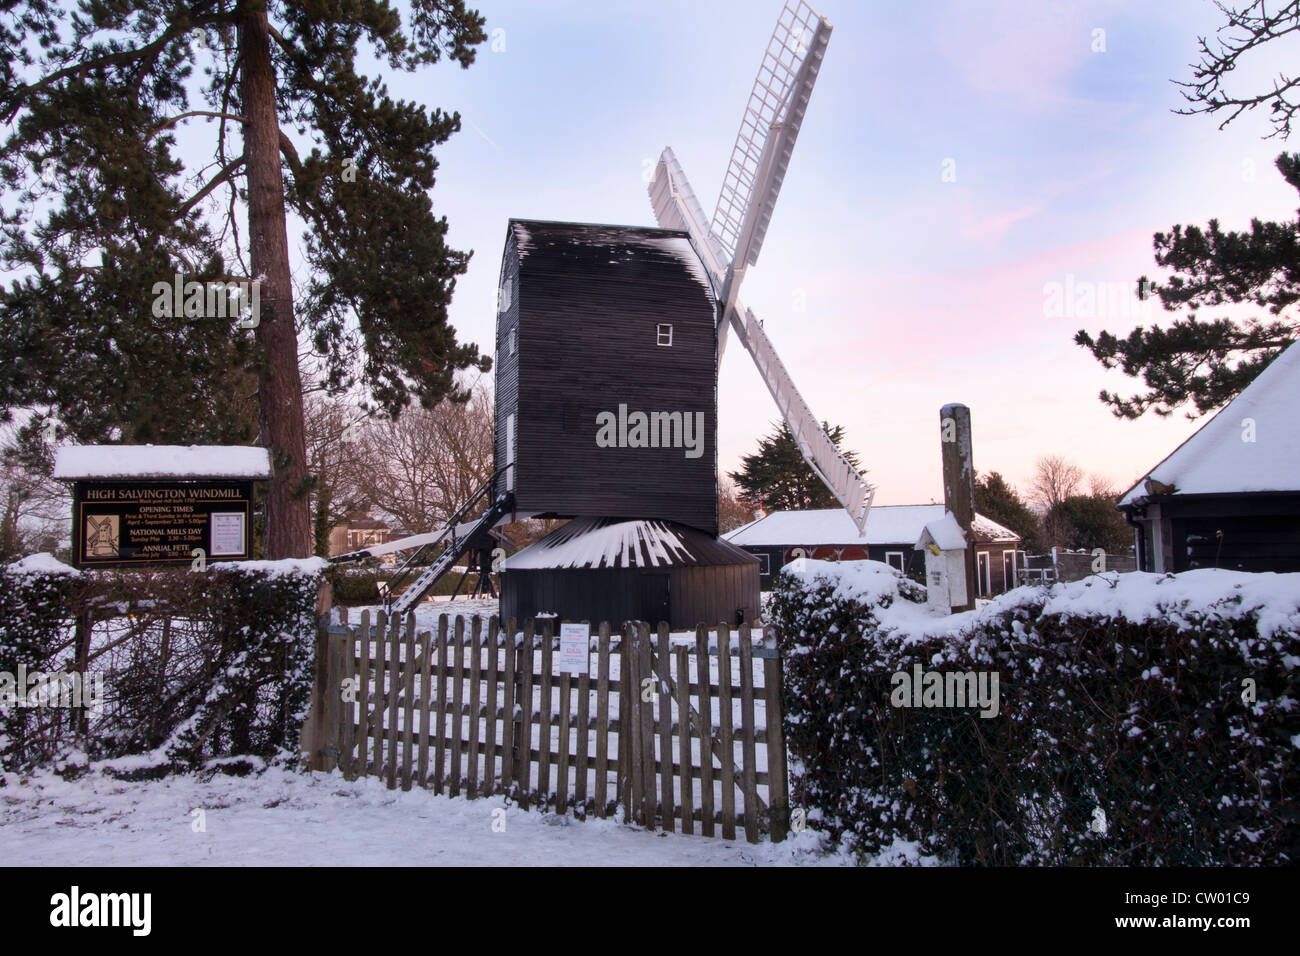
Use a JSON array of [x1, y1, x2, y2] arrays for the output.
[[509, 328, 517, 355], [657, 323, 673, 346]]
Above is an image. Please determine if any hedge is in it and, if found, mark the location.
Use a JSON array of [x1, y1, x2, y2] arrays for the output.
[[768, 559, 1300, 866], [0, 554, 327, 778]]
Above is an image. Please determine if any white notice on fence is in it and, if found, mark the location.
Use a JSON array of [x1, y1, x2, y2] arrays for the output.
[[557, 623, 589, 674]]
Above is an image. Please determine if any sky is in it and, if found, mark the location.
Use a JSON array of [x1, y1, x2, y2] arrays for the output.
[[320, 1, 1299, 505]]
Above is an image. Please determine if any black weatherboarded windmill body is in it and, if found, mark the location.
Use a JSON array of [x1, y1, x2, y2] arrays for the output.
[[334, 2, 874, 627], [494, 221, 760, 628], [495, 221, 719, 533]]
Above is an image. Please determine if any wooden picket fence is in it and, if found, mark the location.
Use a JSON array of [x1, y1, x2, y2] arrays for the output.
[[302, 611, 790, 843]]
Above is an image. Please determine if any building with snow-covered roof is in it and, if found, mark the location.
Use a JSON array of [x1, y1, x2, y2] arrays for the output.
[[723, 505, 1021, 595], [1117, 338, 1300, 573]]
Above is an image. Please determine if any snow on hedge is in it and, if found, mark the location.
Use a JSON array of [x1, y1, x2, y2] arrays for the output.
[[770, 557, 1300, 865], [781, 557, 1300, 642], [5, 552, 80, 576], [2, 553, 328, 580], [223, 557, 330, 578]]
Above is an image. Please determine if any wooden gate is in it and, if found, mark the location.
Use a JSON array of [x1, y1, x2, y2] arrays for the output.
[[302, 611, 790, 842]]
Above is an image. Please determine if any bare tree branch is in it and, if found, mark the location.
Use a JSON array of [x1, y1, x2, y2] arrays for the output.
[[1174, 0, 1300, 138]]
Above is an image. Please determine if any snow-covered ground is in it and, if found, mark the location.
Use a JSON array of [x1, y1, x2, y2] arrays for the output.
[[0, 766, 857, 867], [346, 593, 500, 629], [0, 586, 872, 867]]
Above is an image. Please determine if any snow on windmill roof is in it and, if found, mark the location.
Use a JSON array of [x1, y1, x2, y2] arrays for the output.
[[1118, 337, 1300, 507], [508, 517, 757, 570], [723, 506, 1020, 547], [53, 445, 273, 481], [506, 219, 715, 299]]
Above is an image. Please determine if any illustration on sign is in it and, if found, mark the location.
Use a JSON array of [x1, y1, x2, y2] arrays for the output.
[[84, 514, 120, 558]]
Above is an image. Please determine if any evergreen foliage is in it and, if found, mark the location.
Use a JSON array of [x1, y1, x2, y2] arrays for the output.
[[729, 420, 862, 512]]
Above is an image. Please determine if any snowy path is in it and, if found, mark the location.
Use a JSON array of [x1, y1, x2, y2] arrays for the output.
[[0, 767, 851, 867]]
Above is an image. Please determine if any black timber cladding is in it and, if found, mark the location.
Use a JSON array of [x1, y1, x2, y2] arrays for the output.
[[495, 219, 718, 535]]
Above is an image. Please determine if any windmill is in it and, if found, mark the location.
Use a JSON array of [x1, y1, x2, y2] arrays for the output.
[[648, 0, 873, 534], [335, 1, 870, 627]]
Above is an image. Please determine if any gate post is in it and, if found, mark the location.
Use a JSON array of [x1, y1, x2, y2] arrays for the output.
[[617, 621, 641, 824], [303, 618, 343, 772]]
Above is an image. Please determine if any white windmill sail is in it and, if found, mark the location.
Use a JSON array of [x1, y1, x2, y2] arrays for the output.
[[647, 0, 874, 534], [713, 2, 831, 275]]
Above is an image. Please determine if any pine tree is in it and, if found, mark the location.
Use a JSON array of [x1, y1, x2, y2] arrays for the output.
[[1075, 0, 1300, 422], [974, 471, 1045, 555], [1074, 155, 1299, 418], [0, 1, 491, 557], [729, 421, 862, 512]]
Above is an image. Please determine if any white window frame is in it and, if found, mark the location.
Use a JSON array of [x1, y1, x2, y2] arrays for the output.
[[1002, 550, 1017, 592], [757, 553, 770, 575], [884, 550, 905, 572], [657, 323, 673, 346], [509, 327, 517, 355], [977, 551, 992, 597], [505, 413, 516, 491]]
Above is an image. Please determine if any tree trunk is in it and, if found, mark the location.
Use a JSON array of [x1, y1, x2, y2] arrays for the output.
[[239, 3, 311, 558]]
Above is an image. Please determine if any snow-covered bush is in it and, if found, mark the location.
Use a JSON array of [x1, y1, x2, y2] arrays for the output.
[[0, 554, 327, 777], [769, 558, 1300, 866]]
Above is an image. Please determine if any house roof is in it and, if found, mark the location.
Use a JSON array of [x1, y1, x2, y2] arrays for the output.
[[53, 445, 272, 481], [1118, 337, 1300, 507], [723, 506, 1020, 547], [346, 518, 390, 532]]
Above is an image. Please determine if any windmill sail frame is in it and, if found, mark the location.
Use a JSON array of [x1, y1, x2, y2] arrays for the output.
[[647, 0, 874, 534]]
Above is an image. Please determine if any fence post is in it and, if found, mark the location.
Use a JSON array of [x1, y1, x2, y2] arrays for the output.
[[72, 608, 93, 738], [637, 621, 656, 830], [620, 622, 640, 824], [763, 626, 790, 842]]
